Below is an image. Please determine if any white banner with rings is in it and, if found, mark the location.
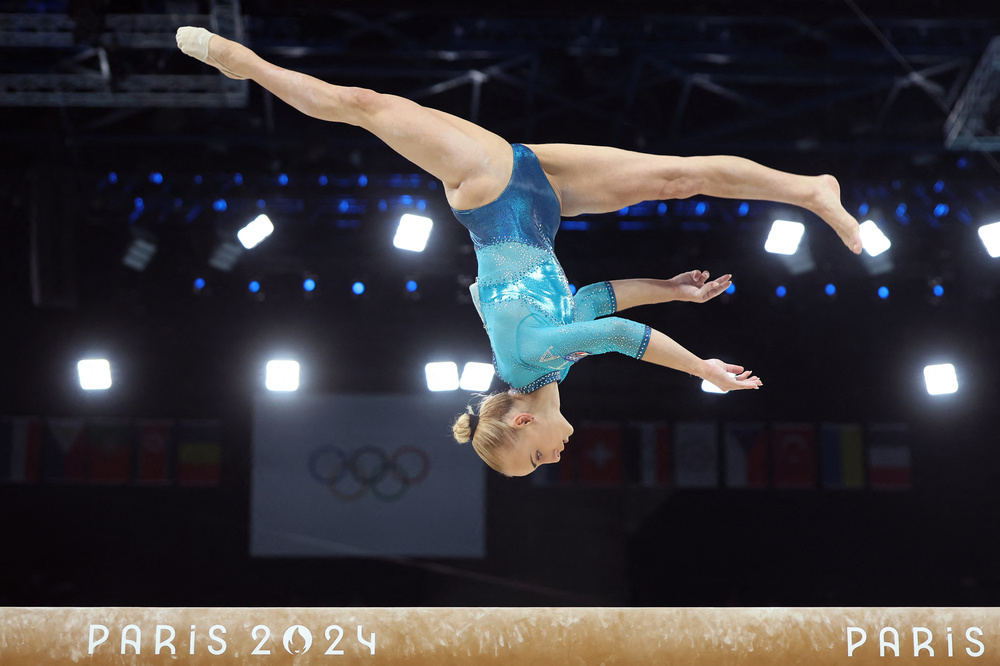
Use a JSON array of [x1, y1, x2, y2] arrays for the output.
[[250, 393, 484, 557]]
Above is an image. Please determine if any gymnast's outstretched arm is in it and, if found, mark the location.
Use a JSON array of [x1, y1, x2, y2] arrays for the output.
[[176, 27, 513, 212], [642, 328, 762, 392], [609, 270, 733, 311]]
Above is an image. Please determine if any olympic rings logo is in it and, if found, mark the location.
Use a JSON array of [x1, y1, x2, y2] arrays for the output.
[[308, 446, 431, 502]]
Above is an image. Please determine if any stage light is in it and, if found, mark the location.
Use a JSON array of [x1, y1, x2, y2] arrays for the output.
[[725, 284, 735, 295], [78, 359, 112, 390], [108, 171, 118, 184], [149, 172, 163, 185], [265, 360, 300, 392], [425, 362, 460, 391], [278, 173, 289, 186], [122, 236, 157, 272], [460, 362, 495, 391], [923, 363, 958, 395], [933, 285, 944, 297], [764, 220, 805, 255], [569, 283, 577, 295], [213, 199, 227, 212], [249, 281, 261, 293], [858, 202, 869, 216], [208, 241, 243, 272], [738, 202, 749, 216], [393, 214, 433, 252], [352, 282, 365, 295], [319, 175, 328, 186], [701, 375, 734, 394], [776, 285, 787, 298], [695, 202, 707, 216], [237, 214, 274, 250], [303, 278, 316, 292], [358, 174, 368, 187], [859, 220, 891, 256], [406, 280, 418, 293], [193, 277, 206, 291], [933, 203, 949, 218], [878, 286, 889, 299], [825, 283, 836, 296], [978, 221, 1000, 258]]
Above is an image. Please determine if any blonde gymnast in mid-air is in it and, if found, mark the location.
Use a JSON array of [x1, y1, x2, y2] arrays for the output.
[[177, 26, 862, 477]]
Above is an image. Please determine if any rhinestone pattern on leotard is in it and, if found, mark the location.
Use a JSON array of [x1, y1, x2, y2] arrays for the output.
[[452, 144, 651, 393]]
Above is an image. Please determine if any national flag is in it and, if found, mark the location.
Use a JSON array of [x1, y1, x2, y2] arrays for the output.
[[674, 422, 718, 488], [576, 422, 623, 486], [176, 419, 222, 486], [0, 417, 43, 483], [636, 422, 671, 487], [724, 422, 768, 489], [44, 418, 88, 483], [868, 423, 911, 490], [771, 422, 817, 489], [136, 419, 173, 485], [820, 423, 865, 490], [87, 418, 133, 484]]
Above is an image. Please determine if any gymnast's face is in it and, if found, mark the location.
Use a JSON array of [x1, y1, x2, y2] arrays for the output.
[[503, 411, 573, 477]]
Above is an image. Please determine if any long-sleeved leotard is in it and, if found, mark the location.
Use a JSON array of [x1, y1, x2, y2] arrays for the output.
[[452, 143, 652, 393]]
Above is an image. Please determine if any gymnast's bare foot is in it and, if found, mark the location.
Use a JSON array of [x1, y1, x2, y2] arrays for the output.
[[811, 174, 862, 254], [175, 27, 246, 80]]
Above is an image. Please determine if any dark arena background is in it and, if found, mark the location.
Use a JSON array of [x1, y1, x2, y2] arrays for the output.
[[2, 0, 1000, 612]]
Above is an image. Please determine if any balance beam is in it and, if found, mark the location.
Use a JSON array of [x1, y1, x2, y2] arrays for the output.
[[1, 607, 996, 664]]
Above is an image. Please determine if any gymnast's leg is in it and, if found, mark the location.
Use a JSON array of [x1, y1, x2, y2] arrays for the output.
[[175, 27, 511, 211], [527, 143, 863, 254]]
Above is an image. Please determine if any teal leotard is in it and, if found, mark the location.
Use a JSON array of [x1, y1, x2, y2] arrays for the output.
[[452, 144, 652, 393]]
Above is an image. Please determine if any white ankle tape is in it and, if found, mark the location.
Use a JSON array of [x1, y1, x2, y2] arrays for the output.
[[176, 26, 214, 63]]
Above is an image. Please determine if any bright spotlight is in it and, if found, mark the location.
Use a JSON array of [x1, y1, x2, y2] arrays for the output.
[[393, 214, 433, 252], [923, 363, 958, 396], [978, 221, 1000, 258], [859, 220, 891, 257], [425, 362, 459, 391], [78, 359, 112, 390], [701, 372, 736, 394], [265, 360, 300, 392], [460, 362, 494, 391], [237, 214, 275, 249], [764, 220, 805, 255]]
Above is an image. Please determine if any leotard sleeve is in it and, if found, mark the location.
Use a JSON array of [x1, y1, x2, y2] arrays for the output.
[[572, 281, 618, 323], [519, 315, 652, 368]]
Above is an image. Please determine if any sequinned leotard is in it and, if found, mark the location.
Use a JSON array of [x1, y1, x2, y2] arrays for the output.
[[452, 143, 652, 393]]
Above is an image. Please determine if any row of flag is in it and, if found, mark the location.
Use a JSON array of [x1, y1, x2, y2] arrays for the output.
[[0, 417, 223, 486], [531, 421, 911, 490]]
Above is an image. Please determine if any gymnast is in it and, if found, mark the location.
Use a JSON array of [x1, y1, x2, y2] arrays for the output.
[[176, 27, 862, 477]]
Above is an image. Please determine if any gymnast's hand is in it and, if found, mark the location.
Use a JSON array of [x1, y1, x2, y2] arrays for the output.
[[668, 270, 732, 303], [703, 359, 762, 392]]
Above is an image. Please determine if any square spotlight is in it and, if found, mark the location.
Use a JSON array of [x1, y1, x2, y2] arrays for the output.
[[425, 362, 459, 391], [859, 220, 891, 257], [78, 359, 112, 390], [237, 214, 275, 250], [459, 362, 494, 391], [923, 363, 958, 395], [122, 237, 157, 272], [764, 220, 805, 255], [978, 221, 1000, 258], [393, 214, 433, 252], [265, 360, 300, 392]]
